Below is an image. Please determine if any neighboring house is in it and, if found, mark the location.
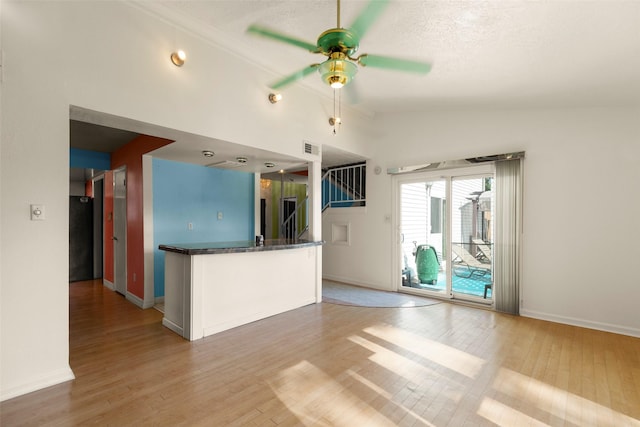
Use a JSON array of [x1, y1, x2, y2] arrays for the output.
[[1, 1, 639, 402]]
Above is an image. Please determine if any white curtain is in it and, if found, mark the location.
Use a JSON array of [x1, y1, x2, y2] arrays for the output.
[[494, 158, 523, 315]]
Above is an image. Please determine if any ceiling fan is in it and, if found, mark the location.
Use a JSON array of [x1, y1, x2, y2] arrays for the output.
[[247, 0, 432, 91]]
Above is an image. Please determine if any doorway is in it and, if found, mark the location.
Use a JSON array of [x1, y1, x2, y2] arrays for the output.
[[396, 165, 494, 302], [69, 195, 94, 282], [282, 197, 297, 239], [113, 167, 127, 296]]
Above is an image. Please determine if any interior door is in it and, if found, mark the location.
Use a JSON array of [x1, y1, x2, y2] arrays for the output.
[[113, 168, 127, 295], [69, 196, 94, 282]]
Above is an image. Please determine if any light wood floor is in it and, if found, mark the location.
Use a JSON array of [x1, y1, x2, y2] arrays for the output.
[[1, 280, 639, 426]]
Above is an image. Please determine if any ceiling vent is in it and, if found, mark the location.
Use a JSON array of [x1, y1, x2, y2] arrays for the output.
[[206, 160, 246, 169], [303, 141, 319, 156]]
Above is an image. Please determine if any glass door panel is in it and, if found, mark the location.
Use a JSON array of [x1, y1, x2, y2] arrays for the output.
[[451, 176, 494, 300], [400, 179, 447, 295]]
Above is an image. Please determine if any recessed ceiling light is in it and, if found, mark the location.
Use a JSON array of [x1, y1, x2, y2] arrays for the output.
[[264, 162, 276, 168], [236, 156, 248, 164], [202, 150, 215, 157]]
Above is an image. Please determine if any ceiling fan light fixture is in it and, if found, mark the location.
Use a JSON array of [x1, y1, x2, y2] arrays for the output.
[[319, 56, 357, 89], [329, 77, 345, 89]]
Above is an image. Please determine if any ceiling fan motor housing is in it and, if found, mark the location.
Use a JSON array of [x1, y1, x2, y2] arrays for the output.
[[317, 28, 359, 56]]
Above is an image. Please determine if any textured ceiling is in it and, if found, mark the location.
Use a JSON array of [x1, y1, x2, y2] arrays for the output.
[[71, 1, 640, 178], [147, 0, 640, 113]]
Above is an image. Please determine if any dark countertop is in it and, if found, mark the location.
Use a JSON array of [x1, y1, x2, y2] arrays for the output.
[[159, 239, 324, 255]]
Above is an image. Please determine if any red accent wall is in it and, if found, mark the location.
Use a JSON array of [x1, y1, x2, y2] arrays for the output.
[[103, 170, 114, 284], [85, 179, 93, 197], [111, 135, 173, 299]]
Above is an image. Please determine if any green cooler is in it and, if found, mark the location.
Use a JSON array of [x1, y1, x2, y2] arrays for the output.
[[415, 244, 439, 285]]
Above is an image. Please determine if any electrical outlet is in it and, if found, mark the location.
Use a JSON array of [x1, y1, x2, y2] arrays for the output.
[[188, 222, 193, 230]]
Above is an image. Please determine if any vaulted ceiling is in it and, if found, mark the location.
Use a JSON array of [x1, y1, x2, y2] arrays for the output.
[[148, 0, 640, 113], [71, 1, 640, 178]]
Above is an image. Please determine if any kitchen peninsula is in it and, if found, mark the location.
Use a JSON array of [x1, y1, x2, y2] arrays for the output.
[[159, 239, 323, 341]]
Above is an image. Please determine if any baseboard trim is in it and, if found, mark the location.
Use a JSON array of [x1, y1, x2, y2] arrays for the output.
[[0, 366, 75, 402], [154, 296, 165, 305], [103, 279, 114, 290], [162, 318, 184, 338], [322, 274, 392, 292], [520, 309, 640, 338]]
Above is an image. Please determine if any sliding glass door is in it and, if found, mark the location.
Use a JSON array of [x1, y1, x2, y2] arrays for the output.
[[400, 178, 448, 296], [450, 175, 494, 300], [397, 166, 494, 302]]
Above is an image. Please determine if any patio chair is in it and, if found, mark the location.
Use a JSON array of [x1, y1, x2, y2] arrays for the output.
[[472, 238, 492, 264], [451, 244, 491, 279]]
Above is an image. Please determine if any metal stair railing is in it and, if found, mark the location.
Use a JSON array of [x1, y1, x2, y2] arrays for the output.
[[279, 163, 366, 238], [322, 163, 366, 211], [281, 197, 309, 240]]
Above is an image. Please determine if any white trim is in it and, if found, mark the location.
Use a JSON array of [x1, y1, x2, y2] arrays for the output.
[[254, 173, 261, 237], [322, 274, 391, 292], [162, 318, 184, 337], [103, 279, 115, 290], [126, 291, 154, 309], [142, 155, 155, 310], [0, 367, 75, 402], [521, 309, 640, 338], [323, 206, 367, 216]]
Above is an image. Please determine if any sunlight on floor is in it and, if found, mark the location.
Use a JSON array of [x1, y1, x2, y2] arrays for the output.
[[363, 324, 485, 378], [492, 368, 640, 427], [346, 370, 437, 427], [478, 397, 550, 426], [267, 322, 639, 426], [348, 335, 440, 382], [268, 360, 397, 426]]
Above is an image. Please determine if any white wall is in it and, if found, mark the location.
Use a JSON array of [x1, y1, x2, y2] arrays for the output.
[[0, 1, 370, 400], [323, 106, 640, 337]]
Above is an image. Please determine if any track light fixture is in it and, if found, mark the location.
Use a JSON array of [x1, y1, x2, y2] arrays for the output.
[[268, 93, 282, 104], [171, 50, 186, 67]]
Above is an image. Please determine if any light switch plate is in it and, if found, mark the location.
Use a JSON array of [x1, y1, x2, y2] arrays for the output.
[[217, 211, 223, 220], [31, 204, 45, 220]]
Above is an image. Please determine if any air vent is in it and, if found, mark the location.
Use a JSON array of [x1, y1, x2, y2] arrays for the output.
[[303, 141, 319, 156], [206, 160, 246, 169]]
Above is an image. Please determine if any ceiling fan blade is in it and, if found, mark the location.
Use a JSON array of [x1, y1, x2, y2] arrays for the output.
[[269, 64, 320, 90], [247, 24, 318, 52], [343, 80, 361, 105], [358, 54, 432, 74], [348, 0, 390, 40]]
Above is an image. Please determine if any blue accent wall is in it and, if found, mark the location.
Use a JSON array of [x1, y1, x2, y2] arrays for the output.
[[153, 158, 255, 297], [322, 179, 355, 208], [70, 148, 111, 170]]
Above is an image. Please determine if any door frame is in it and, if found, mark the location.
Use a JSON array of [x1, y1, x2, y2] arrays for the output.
[[113, 167, 127, 296]]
